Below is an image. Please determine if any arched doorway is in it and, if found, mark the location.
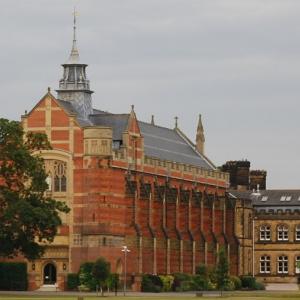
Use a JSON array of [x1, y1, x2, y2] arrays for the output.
[[43, 263, 57, 285]]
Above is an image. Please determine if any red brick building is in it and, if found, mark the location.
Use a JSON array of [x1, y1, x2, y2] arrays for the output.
[[19, 17, 245, 291]]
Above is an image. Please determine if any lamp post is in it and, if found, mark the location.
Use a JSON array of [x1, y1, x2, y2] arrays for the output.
[[122, 245, 130, 296]]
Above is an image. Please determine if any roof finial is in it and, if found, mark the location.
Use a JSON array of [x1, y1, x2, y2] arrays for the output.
[[67, 8, 80, 63], [131, 104, 135, 111], [151, 115, 155, 125], [47, 87, 51, 93], [175, 116, 178, 129]]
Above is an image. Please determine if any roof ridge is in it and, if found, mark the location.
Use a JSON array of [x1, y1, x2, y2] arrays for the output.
[[138, 120, 175, 131], [175, 127, 216, 170]]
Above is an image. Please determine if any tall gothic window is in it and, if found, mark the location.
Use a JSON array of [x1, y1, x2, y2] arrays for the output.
[[260, 255, 270, 274], [295, 225, 300, 241], [277, 225, 289, 241], [277, 255, 288, 274], [259, 225, 271, 241], [54, 161, 67, 192]]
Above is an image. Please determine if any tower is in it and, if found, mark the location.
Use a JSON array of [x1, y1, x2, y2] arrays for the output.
[[56, 10, 93, 119], [196, 114, 205, 155]]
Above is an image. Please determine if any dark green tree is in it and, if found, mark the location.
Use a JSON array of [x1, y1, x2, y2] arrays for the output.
[[0, 118, 69, 260], [216, 247, 229, 293], [92, 257, 111, 296]]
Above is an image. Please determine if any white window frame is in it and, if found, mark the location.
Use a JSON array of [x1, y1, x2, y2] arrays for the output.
[[260, 225, 271, 241], [295, 256, 300, 274], [295, 226, 300, 241], [277, 256, 288, 274], [277, 225, 289, 241], [260, 255, 271, 274]]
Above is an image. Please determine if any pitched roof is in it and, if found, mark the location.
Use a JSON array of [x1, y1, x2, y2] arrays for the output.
[[56, 99, 215, 170], [138, 121, 214, 170], [89, 113, 129, 140], [229, 190, 300, 207]]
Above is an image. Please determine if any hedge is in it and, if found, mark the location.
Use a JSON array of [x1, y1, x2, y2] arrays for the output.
[[0, 262, 27, 291], [67, 273, 79, 290]]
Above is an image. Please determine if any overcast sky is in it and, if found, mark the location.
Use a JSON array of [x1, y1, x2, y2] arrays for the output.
[[0, 0, 299, 189]]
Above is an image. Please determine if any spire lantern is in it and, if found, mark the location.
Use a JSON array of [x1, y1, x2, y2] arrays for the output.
[[56, 10, 93, 120]]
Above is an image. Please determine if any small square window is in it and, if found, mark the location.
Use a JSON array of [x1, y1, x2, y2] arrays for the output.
[[261, 196, 268, 202], [286, 196, 292, 201], [280, 196, 286, 201]]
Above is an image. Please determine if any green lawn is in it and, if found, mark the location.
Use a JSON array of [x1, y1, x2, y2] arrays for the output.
[[1, 294, 300, 300]]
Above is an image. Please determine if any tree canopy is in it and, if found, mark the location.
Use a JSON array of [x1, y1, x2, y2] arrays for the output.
[[0, 118, 69, 260], [216, 247, 229, 291]]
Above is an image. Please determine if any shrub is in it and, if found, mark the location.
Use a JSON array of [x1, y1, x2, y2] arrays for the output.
[[78, 262, 97, 291], [230, 275, 242, 290], [223, 279, 235, 291], [67, 273, 79, 290], [240, 275, 256, 290], [106, 273, 119, 291], [159, 275, 174, 292], [176, 280, 197, 292], [0, 262, 27, 291], [254, 281, 265, 290], [195, 264, 208, 278], [193, 275, 209, 291], [141, 274, 163, 292], [240, 275, 264, 290], [172, 273, 192, 291]]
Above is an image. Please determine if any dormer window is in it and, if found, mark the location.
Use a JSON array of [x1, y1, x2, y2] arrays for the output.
[[280, 196, 286, 201], [286, 196, 292, 201], [261, 196, 268, 202]]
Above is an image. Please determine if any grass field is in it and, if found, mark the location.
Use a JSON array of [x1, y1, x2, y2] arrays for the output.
[[1, 294, 300, 300]]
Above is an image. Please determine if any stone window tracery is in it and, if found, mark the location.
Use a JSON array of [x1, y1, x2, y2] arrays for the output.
[[277, 255, 288, 274], [54, 161, 67, 192], [44, 160, 67, 193], [277, 225, 288, 241], [259, 225, 271, 241], [259, 255, 270, 273]]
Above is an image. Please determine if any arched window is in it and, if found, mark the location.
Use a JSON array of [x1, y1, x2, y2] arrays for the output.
[[277, 255, 288, 274], [260, 225, 271, 241], [54, 161, 67, 192], [295, 225, 300, 241], [277, 225, 289, 241], [295, 256, 300, 274], [260, 255, 270, 273]]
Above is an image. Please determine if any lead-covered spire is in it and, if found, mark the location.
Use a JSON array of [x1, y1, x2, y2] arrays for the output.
[[56, 10, 93, 120], [67, 8, 80, 64]]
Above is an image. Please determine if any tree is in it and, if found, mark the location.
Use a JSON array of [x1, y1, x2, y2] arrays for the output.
[[0, 118, 69, 260], [216, 247, 229, 293], [92, 257, 111, 296]]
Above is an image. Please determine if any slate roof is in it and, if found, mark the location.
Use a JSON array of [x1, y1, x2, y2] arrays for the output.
[[138, 121, 214, 169], [229, 190, 300, 208], [89, 113, 129, 140], [56, 100, 215, 171]]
